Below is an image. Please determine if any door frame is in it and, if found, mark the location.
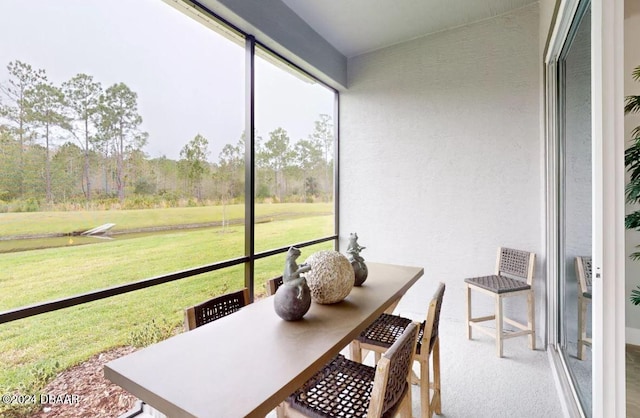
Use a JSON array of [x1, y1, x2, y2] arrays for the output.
[[590, 0, 625, 416], [544, 0, 625, 416]]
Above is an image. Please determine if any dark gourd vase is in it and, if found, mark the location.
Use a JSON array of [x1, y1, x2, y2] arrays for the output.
[[274, 281, 311, 321], [351, 259, 368, 286]]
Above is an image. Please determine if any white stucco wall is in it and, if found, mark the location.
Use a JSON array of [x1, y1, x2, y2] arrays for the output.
[[340, 4, 542, 338], [539, 0, 557, 55], [625, 8, 640, 344]]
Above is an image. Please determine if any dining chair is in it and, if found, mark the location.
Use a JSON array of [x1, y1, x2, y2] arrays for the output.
[[464, 247, 536, 357], [575, 255, 592, 360], [183, 288, 250, 331], [350, 282, 445, 418], [265, 275, 284, 296], [281, 322, 419, 418]]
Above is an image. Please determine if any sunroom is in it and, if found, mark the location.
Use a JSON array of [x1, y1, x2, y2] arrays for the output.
[[0, 0, 631, 417]]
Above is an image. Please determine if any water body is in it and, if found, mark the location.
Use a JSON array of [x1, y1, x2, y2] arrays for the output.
[[0, 226, 221, 254]]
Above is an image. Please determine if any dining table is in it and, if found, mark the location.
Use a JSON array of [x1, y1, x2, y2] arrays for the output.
[[104, 262, 424, 418]]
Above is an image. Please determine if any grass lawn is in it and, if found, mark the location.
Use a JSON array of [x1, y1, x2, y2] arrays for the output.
[[0, 204, 335, 417], [0, 202, 333, 237]]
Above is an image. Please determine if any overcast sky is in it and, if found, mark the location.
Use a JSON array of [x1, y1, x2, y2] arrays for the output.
[[0, 0, 335, 160]]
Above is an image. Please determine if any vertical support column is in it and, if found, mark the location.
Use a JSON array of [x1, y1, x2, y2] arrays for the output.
[[592, 0, 625, 415], [245, 35, 256, 301]]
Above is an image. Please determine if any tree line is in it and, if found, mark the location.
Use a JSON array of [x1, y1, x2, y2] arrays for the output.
[[0, 60, 334, 210]]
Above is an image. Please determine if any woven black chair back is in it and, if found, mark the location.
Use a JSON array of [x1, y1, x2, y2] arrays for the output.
[[193, 288, 248, 328], [265, 275, 284, 296], [381, 322, 418, 414]]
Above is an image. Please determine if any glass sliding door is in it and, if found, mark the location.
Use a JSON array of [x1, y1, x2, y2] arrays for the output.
[[560, 3, 592, 414], [546, 0, 592, 416]]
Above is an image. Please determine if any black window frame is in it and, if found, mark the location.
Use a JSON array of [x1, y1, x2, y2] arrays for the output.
[[0, 1, 339, 325]]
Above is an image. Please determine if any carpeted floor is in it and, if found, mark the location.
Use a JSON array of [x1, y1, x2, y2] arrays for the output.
[[394, 279, 563, 418], [267, 278, 640, 417], [398, 281, 640, 417], [266, 278, 564, 418]]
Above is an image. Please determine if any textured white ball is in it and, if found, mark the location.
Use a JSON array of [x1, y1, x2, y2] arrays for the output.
[[304, 250, 355, 304]]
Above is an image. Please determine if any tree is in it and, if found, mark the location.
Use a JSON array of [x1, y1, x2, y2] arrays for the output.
[[259, 127, 294, 201], [127, 148, 151, 196], [21, 142, 46, 200], [294, 139, 323, 173], [62, 73, 102, 201], [150, 155, 180, 196], [0, 128, 21, 200], [51, 142, 84, 201], [96, 83, 148, 202], [625, 65, 640, 305], [179, 133, 210, 199], [0, 60, 46, 197], [216, 140, 244, 197], [309, 114, 334, 196], [213, 138, 244, 229], [304, 176, 319, 198], [293, 138, 323, 198], [626, 65, 640, 255], [27, 79, 69, 203]]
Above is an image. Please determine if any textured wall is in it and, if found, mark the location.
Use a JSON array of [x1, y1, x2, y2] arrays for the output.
[[340, 4, 542, 339], [625, 9, 640, 342]]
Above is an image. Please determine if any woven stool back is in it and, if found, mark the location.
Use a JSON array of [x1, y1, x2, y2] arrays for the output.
[[496, 247, 535, 285], [577, 256, 592, 289], [184, 288, 250, 331], [370, 322, 418, 416]]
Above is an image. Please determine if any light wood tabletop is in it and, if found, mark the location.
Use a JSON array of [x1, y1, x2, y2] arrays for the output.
[[104, 262, 424, 418]]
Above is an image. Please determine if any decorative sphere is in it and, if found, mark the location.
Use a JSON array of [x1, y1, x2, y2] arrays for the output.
[[304, 250, 355, 304], [352, 259, 368, 286], [274, 281, 311, 321]]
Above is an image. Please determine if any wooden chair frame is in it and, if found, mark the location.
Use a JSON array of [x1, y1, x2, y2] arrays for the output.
[[183, 288, 250, 331], [350, 282, 445, 418], [265, 275, 284, 296], [283, 323, 418, 418], [465, 247, 536, 357], [576, 256, 592, 360]]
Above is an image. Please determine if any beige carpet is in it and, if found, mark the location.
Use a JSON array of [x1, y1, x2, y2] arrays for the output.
[[393, 279, 563, 418], [269, 278, 567, 417]]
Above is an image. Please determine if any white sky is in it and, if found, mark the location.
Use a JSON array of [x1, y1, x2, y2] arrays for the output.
[[0, 0, 335, 160]]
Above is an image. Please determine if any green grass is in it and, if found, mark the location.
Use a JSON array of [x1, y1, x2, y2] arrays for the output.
[[0, 216, 332, 310], [0, 202, 333, 237], [0, 204, 335, 417]]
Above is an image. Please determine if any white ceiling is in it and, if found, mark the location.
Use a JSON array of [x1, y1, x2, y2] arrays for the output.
[[280, 0, 538, 58]]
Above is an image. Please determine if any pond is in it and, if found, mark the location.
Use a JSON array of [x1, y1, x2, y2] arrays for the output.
[[0, 226, 221, 254]]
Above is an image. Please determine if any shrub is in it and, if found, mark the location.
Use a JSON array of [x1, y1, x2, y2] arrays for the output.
[[0, 359, 60, 418], [134, 178, 157, 195], [127, 319, 175, 348]]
